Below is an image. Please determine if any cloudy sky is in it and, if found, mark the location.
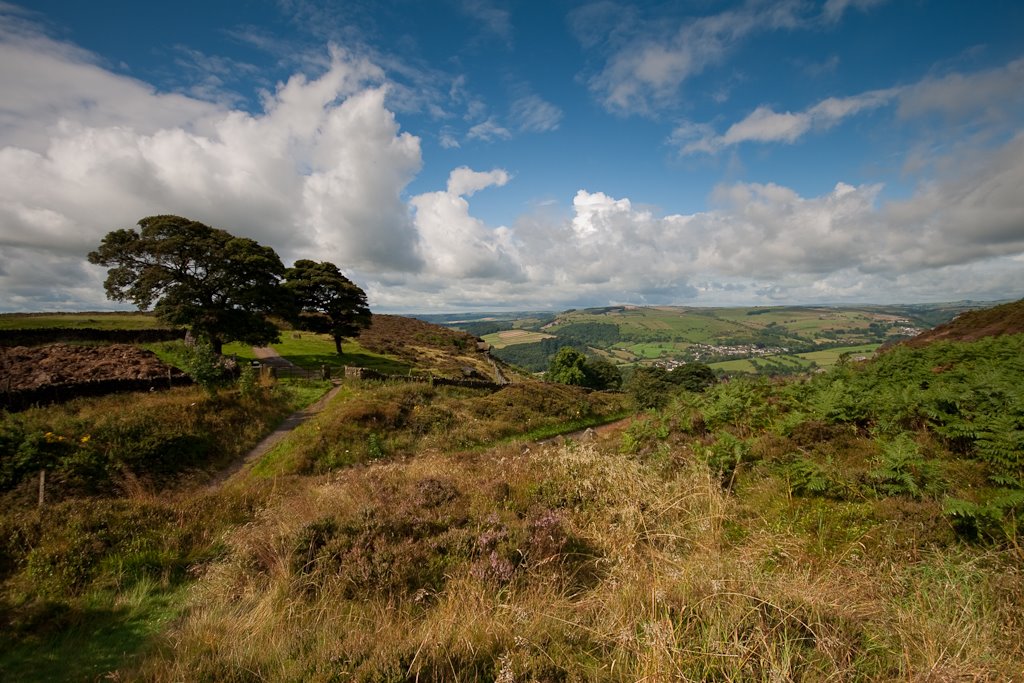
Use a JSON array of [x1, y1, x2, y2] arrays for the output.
[[1, 0, 1022, 312]]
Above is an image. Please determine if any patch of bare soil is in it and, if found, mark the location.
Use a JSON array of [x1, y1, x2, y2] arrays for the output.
[[0, 343, 185, 390]]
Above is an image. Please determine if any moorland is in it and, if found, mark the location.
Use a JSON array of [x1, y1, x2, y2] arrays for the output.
[[1, 300, 1023, 681]]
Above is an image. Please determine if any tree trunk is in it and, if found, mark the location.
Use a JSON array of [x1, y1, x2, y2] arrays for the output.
[[211, 336, 223, 355], [333, 335, 343, 355]]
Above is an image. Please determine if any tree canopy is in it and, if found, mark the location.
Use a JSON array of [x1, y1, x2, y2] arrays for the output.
[[284, 259, 371, 354], [625, 363, 717, 409], [88, 215, 289, 354], [547, 347, 622, 390]]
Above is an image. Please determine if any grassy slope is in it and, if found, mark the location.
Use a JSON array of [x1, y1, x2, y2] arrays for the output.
[[0, 314, 625, 681], [129, 327, 1024, 679], [5, 307, 1024, 680]]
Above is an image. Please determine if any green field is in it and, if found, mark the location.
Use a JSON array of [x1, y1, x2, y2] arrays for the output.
[[0, 312, 162, 330], [224, 332, 411, 374], [710, 344, 882, 374], [797, 343, 881, 364]]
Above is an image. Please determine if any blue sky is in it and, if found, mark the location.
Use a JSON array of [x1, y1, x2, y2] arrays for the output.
[[1, 0, 1022, 312]]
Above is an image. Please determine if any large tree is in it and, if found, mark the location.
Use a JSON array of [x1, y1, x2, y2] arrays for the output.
[[88, 215, 289, 354], [284, 259, 371, 354], [547, 347, 622, 390]]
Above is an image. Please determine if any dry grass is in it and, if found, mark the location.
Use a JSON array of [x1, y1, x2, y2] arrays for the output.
[[128, 438, 1024, 681]]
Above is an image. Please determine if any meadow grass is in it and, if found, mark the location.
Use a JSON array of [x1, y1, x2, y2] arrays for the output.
[[223, 333, 411, 374], [126, 439, 1024, 681], [0, 312, 162, 330]]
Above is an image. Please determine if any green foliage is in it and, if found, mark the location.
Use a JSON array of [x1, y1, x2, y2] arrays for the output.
[[700, 431, 754, 485], [547, 347, 622, 390], [0, 385, 299, 499], [697, 377, 773, 435], [944, 490, 1024, 544], [284, 259, 371, 354], [237, 364, 262, 400], [780, 455, 836, 497], [547, 347, 588, 386], [493, 337, 578, 372], [865, 435, 943, 499], [88, 215, 288, 353], [551, 321, 621, 346], [625, 363, 717, 409], [180, 340, 233, 395]]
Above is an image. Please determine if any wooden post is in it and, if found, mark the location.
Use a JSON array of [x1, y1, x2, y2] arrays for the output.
[[38, 468, 45, 508]]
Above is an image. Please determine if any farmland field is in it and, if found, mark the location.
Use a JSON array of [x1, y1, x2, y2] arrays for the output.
[[481, 329, 554, 349], [0, 312, 162, 330], [463, 303, 985, 375]]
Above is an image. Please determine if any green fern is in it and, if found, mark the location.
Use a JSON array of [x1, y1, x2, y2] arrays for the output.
[[865, 434, 943, 499]]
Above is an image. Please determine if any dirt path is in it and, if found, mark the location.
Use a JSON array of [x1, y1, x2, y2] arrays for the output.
[[208, 381, 343, 487], [208, 346, 334, 488]]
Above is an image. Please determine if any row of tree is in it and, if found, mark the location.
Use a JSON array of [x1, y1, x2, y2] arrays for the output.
[[88, 215, 370, 354]]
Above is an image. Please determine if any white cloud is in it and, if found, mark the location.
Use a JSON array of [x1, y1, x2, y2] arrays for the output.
[[446, 166, 510, 196], [439, 129, 461, 149], [0, 26, 425, 294], [1, 4, 1021, 313], [510, 95, 562, 133], [580, 1, 804, 115], [384, 127, 1024, 309], [897, 57, 1024, 124], [675, 88, 898, 154], [0, 7, 223, 151], [411, 167, 521, 280], [466, 118, 512, 142]]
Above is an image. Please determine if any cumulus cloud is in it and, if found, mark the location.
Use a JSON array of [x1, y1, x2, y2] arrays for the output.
[[0, 17, 426, 296], [446, 166, 510, 196], [1, 4, 1021, 313], [0, 6, 222, 151], [411, 167, 521, 280], [386, 126, 1024, 309]]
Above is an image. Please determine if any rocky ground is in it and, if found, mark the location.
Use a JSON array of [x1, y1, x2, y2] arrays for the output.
[[0, 343, 184, 390]]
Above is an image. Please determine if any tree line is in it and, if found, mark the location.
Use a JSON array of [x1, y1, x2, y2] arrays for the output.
[[87, 215, 370, 355]]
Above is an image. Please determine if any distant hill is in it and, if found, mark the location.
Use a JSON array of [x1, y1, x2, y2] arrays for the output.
[[902, 298, 1024, 347], [357, 313, 524, 381]]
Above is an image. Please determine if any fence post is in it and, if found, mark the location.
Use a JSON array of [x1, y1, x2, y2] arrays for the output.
[[38, 468, 45, 508]]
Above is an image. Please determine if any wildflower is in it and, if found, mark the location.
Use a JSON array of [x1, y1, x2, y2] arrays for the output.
[[80, 435, 91, 444]]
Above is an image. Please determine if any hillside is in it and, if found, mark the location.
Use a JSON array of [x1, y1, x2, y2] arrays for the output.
[[356, 313, 510, 380], [3, 306, 1024, 680], [902, 298, 1024, 347], [463, 302, 991, 375]]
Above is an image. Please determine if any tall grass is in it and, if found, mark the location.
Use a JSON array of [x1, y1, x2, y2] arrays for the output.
[[129, 440, 1024, 680]]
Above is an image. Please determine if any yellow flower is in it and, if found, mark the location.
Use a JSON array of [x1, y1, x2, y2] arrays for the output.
[[80, 435, 91, 444]]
